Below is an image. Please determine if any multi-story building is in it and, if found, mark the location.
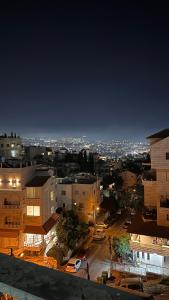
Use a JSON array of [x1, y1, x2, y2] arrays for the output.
[[0, 161, 58, 253], [128, 129, 169, 275], [56, 173, 101, 223], [0, 133, 23, 159]]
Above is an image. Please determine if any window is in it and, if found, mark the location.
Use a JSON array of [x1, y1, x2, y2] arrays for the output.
[[1, 144, 3, 148], [50, 191, 55, 201], [166, 153, 169, 160], [26, 188, 36, 198], [82, 191, 86, 195], [6, 144, 9, 147], [142, 252, 145, 259], [27, 206, 40, 216], [167, 214, 169, 221], [61, 190, 66, 196], [137, 251, 139, 258], [147, 253, 150, 260]]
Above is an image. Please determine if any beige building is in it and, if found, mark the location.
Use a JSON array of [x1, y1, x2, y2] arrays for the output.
[[128, 129, 169, 275], [56, 173, 101, 223], [0, 162, 58, 253], [0, 133, 23, 159]]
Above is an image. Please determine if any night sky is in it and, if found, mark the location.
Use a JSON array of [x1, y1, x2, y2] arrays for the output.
[[0, 1, 169, 140]]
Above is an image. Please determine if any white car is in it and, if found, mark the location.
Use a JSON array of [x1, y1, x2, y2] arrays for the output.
[[96, 223, 109, 229], [93, 228, 106, 241], [116, 209, 122, 215], [65, 258, 81, 273]]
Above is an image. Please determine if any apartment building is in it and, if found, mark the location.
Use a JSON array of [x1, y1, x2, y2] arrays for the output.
[[56, 173, 101, 223], [128, 129, 169, 275], [0, 133, 23, 159], [0, 161, 58, 253]]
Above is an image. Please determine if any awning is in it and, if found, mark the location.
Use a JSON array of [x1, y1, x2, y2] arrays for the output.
[[0, 229, 19, 238], [23, 213, 60, 235]]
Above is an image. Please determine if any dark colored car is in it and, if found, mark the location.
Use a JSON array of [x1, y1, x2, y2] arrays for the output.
[[76, 248, 88, 261]]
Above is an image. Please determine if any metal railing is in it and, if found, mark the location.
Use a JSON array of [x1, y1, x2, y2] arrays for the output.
[[112, 261, 169, 276], [0, 204, 21, 209]]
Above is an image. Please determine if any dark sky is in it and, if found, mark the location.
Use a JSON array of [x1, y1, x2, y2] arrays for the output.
[[0, 1, 169, 140]]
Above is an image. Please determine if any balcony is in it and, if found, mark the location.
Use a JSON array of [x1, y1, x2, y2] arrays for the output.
[[4, 221, 21, 229], [142, 170, 156, 181], [0, 203, 21, 209], [160, 198, 169, 208]]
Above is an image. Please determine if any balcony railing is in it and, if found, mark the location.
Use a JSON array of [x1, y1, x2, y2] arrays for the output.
[[142, 170, 156, 181], [1, 203, 21, 209], [130, 240, 169, 256], [4, 222, 20, 228]]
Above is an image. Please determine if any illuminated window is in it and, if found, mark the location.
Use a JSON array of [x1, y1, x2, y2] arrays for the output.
[[26, 188, 36, 198], [27, 206, 40, 216], [50, 191, 55, 201], [11, 150, 17, 157]]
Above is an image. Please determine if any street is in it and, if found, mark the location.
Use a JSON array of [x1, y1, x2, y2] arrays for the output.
[[74, 211, 128, 281]]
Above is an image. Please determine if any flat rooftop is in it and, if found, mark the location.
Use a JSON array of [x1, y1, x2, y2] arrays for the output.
[[0, 254, 153, 300], [59, 173, 97, 184], [26, 175, 50, 187], [127, 213, 169, 239]]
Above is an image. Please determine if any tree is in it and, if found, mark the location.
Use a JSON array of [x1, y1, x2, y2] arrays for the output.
[[112, 235, 131, 261], [56, 210, 88, 250]]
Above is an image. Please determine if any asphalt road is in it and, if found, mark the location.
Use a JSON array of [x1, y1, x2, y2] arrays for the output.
[[75, 211, 128, 281]]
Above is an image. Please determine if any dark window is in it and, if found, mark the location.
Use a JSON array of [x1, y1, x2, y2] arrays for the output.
[[142, 252, 145, 259], [137, 251, 139, 258], [147, 253, 150, 260], [61, 190, 66, 196], [1, 144, 3, 148], [6, 144, 9, 147], [166, 153, 169, 160], [167, 214, 169, 221]]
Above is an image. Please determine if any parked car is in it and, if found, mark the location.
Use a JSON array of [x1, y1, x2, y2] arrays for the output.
[[93, 228, 106, 241], [76, 249, 88, 261], [123, 222, 129, 229], [65, 258, 81, 273], [120, 277, 143, 291], [96, 222, 109, 229], [126, 219, 132, 224]]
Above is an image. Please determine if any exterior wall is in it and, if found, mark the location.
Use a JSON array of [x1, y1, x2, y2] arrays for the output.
[[56, 184, 73, 210], [0, 166, 56, 251], [0, 137, 22, 158], [133, 250, 164, 267], [41, 177, 57, 222], [72, 182, 99, 223], [143, 181, 157, 207], [151, 136, 169, 169], [56, 179, 100, 223]]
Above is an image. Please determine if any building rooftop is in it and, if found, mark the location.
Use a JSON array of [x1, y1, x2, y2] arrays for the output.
[[59, 173, 97, 184], [0, 254, 153, 300], [26, 175, 50, 187], [127, 213, 169, 239], [147, 129, 169, 139]]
